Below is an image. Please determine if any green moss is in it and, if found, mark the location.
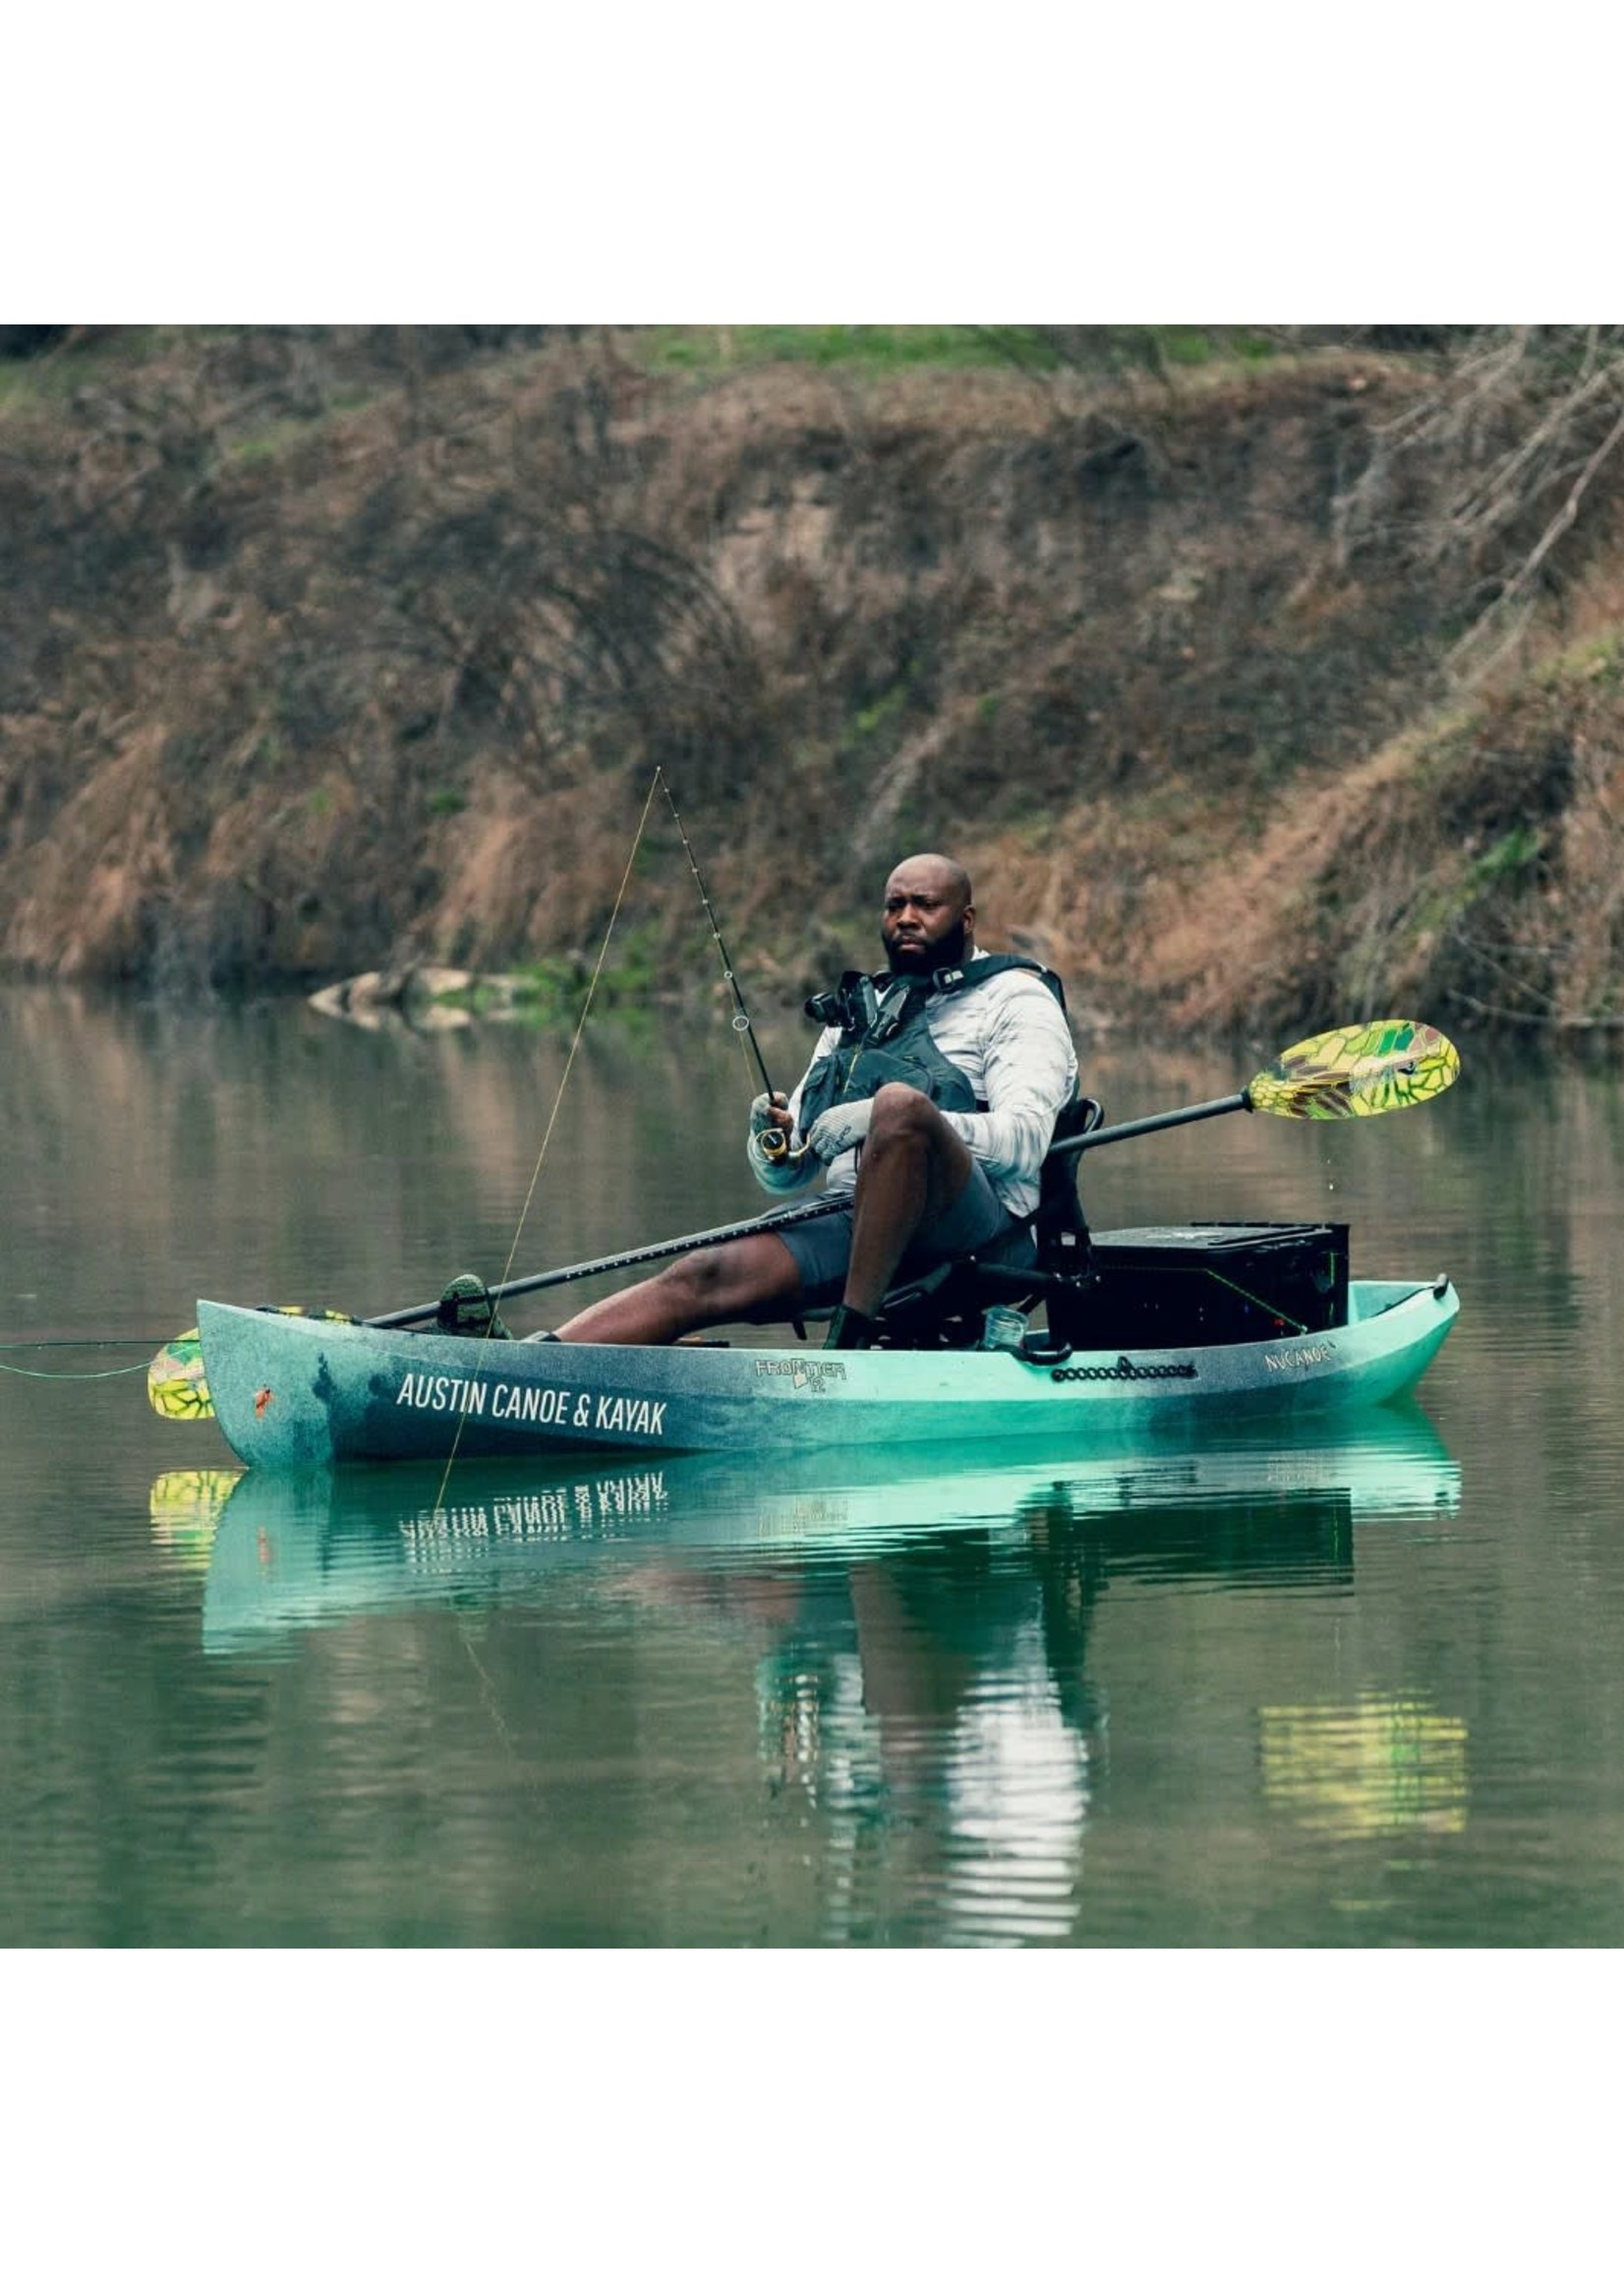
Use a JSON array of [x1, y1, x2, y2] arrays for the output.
[[630, 325, 1286, 383], [636, 326, 1060, 378], [484, 917, 667, 1024], [1535, 626, 1624, 688], [1158, 330, 1218, 367], [226, 390, 377, 465], [1466, 825, 1543, 887], [851, 682, 910, 740], [1152, 326, 1279, 369], [1392, 826, 1545, 953], [228, 419, 313, 465], [0, 327, 168, 413]]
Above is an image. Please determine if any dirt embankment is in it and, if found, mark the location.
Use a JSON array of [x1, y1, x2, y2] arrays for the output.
[[4, 326, 1623, 1039]]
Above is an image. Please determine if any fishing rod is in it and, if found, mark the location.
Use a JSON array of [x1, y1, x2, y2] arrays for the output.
[[657, 767, 793, 1160]]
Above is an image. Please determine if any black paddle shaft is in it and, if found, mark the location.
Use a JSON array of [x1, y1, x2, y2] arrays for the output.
[[369, 1096, 1251, 1328], [1048, 1091, 1250, 1158]]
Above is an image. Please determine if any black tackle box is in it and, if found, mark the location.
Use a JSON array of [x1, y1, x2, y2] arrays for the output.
[[1071, 1222, 1350, 1348]]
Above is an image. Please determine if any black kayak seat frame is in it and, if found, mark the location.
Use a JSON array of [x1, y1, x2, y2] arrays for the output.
[[790, 1093, 1104, 1352]]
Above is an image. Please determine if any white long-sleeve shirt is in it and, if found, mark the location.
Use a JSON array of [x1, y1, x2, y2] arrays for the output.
[[749, 951, 1079, 1221]]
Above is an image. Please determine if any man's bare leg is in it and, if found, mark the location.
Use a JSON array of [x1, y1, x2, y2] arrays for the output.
[[840, 1084, 975, 1319], [551, 1231, 805, 1345]]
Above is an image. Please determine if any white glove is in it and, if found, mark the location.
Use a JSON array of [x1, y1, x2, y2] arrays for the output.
[[805, 1099, 874, 1163], [749, 1091, 787, 1136]]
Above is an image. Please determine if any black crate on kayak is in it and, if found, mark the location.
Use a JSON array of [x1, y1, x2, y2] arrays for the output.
[[1067, 1222, 1350, 1349]]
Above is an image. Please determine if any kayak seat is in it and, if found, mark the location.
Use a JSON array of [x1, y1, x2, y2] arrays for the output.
[[1018, 1090, 1103, 1346], [1029, 1092, 1102, 1280], [791, 1094, 1104, 1351]]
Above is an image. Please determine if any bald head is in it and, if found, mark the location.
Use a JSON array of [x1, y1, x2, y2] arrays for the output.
[[881, 853, 975, 975], [887, 853, 972, 907]]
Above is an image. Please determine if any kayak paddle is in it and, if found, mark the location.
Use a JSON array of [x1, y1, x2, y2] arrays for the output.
[[1050, 1017, 1461, 1157], [147, 1016, 1460, 1422]]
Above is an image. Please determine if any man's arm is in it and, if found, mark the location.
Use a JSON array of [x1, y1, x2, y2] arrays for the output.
[[746, 1028, 838, 1193], [937, 977, 1078, 1188]]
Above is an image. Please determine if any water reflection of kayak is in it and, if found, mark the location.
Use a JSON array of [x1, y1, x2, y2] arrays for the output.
[[177, 1405, 1460, 1655]]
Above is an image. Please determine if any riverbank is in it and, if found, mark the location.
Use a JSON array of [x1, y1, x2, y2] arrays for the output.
[[4, 325, 1623, 1038]]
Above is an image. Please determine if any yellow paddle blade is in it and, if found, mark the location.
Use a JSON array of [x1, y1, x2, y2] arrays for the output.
[[148, 1329, 213, 1420], [146, 1306, 358, 1420], [1247, 1020, 1461, 1122]]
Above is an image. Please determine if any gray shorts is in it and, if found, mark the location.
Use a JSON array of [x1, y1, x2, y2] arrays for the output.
[[767, 1162, 1035, 1308]]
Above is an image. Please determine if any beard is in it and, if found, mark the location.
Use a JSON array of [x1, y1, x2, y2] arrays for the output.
[[885, 916, 969, 977]]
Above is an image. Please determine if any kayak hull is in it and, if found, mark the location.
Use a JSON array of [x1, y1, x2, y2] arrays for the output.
[[196, 1274, 1460, 1472]]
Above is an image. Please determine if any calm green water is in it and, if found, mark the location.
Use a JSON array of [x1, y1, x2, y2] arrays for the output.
[[3, 983, 1622, 1947]]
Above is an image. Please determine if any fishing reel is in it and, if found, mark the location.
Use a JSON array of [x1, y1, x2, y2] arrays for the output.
[[754, 1106, 813, 1166], [748, 1069, 798, 1165]]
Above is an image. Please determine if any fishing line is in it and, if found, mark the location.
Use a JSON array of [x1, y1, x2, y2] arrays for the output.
[[0, 1355, 156, 1381], [428, 764, 665, 1517], [1, 1334, 180, 1381], [0, 1336, 166, 1347]]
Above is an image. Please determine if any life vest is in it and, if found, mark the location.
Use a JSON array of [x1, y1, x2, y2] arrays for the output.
[[797, 954, 1071, 1132]]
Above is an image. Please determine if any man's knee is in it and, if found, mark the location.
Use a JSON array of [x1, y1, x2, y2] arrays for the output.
[[866, 1082, 942, 1147], [662, 1235, 800, 1314], [661, 1250, 730, 1303]]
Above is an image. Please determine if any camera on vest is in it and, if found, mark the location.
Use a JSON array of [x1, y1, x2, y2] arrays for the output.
[[803, 971, 881, 1037]]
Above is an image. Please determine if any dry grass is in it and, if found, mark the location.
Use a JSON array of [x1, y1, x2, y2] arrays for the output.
[[4, 326, 1623, 1039]]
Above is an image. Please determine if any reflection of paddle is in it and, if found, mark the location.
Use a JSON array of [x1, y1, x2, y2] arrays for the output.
[[148, 1017, 1461, 1422], [147, 1467, 243, 1565]]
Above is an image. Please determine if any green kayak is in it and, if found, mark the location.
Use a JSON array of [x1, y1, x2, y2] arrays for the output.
[[194, 1236, 1459, 1472]]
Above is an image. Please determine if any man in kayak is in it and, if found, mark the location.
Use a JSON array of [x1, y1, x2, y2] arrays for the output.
[[543, 852, 1078, 1350]]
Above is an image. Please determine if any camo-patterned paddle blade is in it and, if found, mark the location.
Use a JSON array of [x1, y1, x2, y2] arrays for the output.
[[1247, 1020, 1461, 1121], [147, 1307, 357, 1420], [148, 1329, 212, 1419]]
